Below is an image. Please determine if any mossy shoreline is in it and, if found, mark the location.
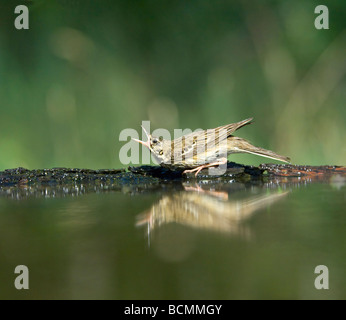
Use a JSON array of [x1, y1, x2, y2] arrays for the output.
[[0, 162, 344, 187]]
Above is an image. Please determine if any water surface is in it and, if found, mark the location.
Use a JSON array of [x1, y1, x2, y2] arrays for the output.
[[0, 175, 345, 299]]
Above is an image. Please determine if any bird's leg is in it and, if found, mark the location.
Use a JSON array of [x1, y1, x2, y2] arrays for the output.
[[183, 183, 204, 193], [184, 184, 228, 200], [183, 158, 228, 177]]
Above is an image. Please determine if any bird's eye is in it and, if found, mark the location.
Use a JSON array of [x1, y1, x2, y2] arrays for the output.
[[152, 138, 158, 144]]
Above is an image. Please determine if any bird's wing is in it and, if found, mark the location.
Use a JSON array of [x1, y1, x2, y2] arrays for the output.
[[169, 118, 253, 163], [170, 131, 202, 162], [214, 117, 253, 139]]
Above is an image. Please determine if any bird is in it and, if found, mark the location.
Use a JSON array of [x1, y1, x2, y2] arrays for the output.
[[132, 117, 290, 176]]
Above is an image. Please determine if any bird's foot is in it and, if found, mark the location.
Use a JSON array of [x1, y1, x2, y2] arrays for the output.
[[183, 158, 227, 177]]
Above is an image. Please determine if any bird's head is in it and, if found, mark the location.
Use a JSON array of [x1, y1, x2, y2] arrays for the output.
[[132, 126, 165, 161]]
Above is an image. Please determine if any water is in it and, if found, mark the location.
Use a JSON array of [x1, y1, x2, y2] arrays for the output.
[[0, 175, 345, 299]]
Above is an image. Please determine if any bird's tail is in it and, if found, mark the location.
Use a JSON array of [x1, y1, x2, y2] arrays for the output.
[[230, 137, 291, 163]]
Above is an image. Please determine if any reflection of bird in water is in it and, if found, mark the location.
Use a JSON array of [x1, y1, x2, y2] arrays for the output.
[[136, 185, 289, 240]]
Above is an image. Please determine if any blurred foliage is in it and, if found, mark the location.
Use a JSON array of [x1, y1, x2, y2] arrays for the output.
[[0, 0, 345, 170]]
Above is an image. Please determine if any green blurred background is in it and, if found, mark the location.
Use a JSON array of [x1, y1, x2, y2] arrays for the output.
[[0, 0, 345, 170]]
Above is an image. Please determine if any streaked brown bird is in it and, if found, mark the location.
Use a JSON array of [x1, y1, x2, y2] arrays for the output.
[[133, 117, 290, 176]]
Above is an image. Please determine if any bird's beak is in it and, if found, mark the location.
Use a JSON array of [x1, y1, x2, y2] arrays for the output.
[[132, 125, 150, 148]]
